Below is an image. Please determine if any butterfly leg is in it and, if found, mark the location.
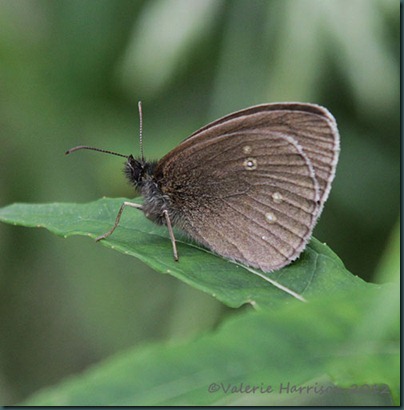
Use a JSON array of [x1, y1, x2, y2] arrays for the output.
[[95, 201, 143, 242], [163, 209, 179, 261]]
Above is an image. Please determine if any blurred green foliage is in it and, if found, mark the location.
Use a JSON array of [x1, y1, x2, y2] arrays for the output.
[[0, 0, 399, 405]]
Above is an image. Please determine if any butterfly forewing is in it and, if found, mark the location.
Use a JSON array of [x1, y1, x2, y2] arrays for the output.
[[156, 128, 320, 271], [186, 103, 340, 213]]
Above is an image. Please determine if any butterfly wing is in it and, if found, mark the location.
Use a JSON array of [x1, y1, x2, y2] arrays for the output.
[[155, 104, 340, 271], [186, 103, 340, 213]]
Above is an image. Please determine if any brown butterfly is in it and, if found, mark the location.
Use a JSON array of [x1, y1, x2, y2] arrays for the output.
[[66, 102, 339, 272]]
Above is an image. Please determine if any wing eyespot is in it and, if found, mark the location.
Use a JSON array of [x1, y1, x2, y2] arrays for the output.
[[243, 157, 258, 171]]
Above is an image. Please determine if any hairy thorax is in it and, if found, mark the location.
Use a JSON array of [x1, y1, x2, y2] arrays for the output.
[[140, 179, 169, 225]]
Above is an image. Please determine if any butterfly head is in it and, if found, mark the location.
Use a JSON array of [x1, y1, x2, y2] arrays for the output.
[[124, 155, 157, 190]]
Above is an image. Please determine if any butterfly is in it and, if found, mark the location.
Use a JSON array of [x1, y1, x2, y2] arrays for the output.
[[66, 102, 340, 272]]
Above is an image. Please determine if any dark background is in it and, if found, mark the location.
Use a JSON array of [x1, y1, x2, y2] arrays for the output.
[[0, 0, 399, 404]]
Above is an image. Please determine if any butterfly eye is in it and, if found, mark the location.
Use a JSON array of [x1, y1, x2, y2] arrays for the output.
[[125, 156, 144, 187]]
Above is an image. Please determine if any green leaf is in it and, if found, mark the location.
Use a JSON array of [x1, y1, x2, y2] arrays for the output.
[[0, 198, 369, 309], [19, 284, 398, 406]]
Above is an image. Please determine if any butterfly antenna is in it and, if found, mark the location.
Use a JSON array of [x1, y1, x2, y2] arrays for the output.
[[65, 145, 129, 159], [138, 101, 144, 162]]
